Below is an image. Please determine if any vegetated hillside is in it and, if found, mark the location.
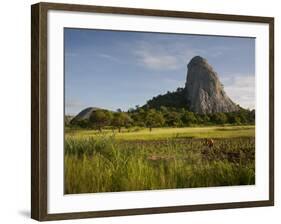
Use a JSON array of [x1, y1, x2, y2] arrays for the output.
[[144, 87, 187, 110]]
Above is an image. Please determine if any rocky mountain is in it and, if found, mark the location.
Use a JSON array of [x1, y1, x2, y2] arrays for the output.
[[70, 107, 101, 123], [185, 56, 239, 114], [145, 56, 240, 114]]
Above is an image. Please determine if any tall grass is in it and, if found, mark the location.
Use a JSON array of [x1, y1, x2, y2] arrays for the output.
[[65, 134, 255, 194]]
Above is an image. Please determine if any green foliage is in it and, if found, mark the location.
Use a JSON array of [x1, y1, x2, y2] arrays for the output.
[[211, 112, 228, 124], [73, 119, 90, 128], [164, 111, 182, 127], [68, 107, 255, 130], [181, 111, 197, 126], [112, 112, 132, 132], [129, 108, 146, 127], [89, 110, 112, 131], [228, 114, 241, 124], [145, 88, 187, 109], [226, 109, 255, 125], [145, 109, 165, 131]]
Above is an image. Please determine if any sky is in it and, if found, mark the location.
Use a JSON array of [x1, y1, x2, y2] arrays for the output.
[[64, 28, 255, 115]]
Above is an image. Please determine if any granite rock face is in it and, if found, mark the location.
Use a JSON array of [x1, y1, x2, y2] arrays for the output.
[[185, 56, 239, 114]]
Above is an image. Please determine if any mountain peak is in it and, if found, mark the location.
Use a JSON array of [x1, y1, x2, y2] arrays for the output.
[[185, 56, 239, 114], [188, 56, 206, 68]]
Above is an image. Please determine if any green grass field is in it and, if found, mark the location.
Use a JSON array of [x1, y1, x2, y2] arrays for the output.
[[66, 125, 254, 140], [65, 125, 255, 194]]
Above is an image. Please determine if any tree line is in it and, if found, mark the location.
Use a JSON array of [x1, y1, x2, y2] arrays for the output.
[[68, 106, 255, 132]]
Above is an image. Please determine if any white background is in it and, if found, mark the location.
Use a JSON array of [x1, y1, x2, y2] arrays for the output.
[[0, 0, 279, 223]]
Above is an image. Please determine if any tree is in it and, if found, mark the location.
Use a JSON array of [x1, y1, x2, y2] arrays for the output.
[[249, 109, 255, 124], [89, 110, 112, 132], [238, 110, 248, 123], [200, 114, 210, 124], [159, 106, 169, 114], [127, 107, 135, 113], [228, 114, 241, 124], [211, 112, 228, 124], [129, 108, 145, 127], [181, 111, 197, 126], [71, 118, 90, 128], [112, 112, 132, 132], [145, 110, 165, 131], [165, 111, 182, 127]]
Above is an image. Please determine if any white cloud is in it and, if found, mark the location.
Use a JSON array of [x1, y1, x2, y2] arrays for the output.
[[133, 41, 205, 71], [135, 49, 180, 70], [134, 44, 180, 70], [222, 75, 255, 110]]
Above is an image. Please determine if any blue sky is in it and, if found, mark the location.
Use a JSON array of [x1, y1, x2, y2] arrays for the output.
[[65, 28, 255, 115]]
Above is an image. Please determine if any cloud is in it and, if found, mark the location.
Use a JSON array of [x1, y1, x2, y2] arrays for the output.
[[222, 75, 255, 109], [133, 40, 205, 71], [135, 50, 180, 70], [98, 53, 120, 62], [134, 44, 180, 70]]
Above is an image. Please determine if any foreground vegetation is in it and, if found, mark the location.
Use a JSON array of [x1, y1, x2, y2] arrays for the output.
[[65, 126, 255, 194]]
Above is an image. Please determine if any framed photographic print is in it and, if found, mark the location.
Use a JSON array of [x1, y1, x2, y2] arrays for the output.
[[31, 2, 274, 221]]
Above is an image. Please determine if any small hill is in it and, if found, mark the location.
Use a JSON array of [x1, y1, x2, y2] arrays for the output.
[[70, 107, 101, 123]]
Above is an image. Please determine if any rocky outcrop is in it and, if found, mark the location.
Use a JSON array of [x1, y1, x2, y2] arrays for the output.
[[185, 56, 239, 114], [70, 107, 101, 123]]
